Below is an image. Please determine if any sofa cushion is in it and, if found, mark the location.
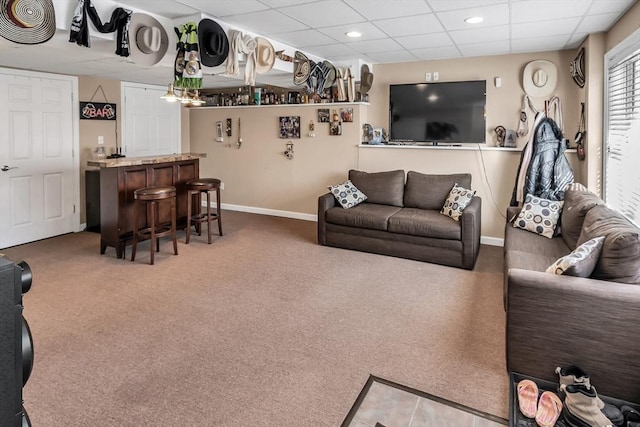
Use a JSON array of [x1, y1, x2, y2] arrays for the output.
[[325, 203, 401, 231], [546, 236, 605, 277], [348, 169, 405, 207], [327, 180, 367, 209], [388, 208, 461, 240], [513, 194, 563, 239], [440, 183, 476, 221], [504, 224, 570, 259], [577, 205, 640, 284], [561, 184, 604, 249], [506, 249, 559, 273], [404, 171, 472, 210]]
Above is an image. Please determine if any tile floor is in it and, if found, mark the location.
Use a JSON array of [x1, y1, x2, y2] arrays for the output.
[[345, 378, 507, 427]]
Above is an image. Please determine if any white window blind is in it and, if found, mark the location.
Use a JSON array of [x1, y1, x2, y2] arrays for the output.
[[604, 34, 640, 226]]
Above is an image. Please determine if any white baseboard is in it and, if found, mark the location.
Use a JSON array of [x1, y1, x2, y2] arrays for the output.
[[215, 202, 505, 247]]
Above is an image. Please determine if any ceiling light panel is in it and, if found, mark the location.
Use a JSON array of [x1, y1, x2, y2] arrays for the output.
[[279, 0, 366, 28], [373, 14, 444, 37], [345, 0, 431, 20]]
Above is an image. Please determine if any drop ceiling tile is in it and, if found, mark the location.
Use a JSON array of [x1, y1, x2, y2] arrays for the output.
[[305, 43, 359, 58], [318, 22, 388, 43], [273, 29, 338, 47], [448, 25, 509, 45], [222, 10, 308, 34], [118, 0, 200, 18], [373, 14, 444, 37], [345, 0, 432, 20], [181, 0, 269, 17], [346, 38, 405, 54], [511, 35, 571, 52], [511, 17, 581, 39], [435, 4, 509, 31], [577, 12, 623, 33], [457, 39, 510, 57], [511, 0, 587, 23], [395, 32, 454, 50], [365, 49, 418, 63], [258, 0, 317, 7], [427, 0, 506, 12], [279, 0, 366, 28], [588, 0, 635, 15], [567, 32, 588, 47], [412, 45, 462, 60]]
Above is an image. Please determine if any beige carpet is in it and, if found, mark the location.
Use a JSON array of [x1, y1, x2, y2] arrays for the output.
[[3, 210, 509, 426]]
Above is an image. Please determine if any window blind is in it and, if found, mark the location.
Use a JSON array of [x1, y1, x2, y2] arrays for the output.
[[604, 45, 640, 226]]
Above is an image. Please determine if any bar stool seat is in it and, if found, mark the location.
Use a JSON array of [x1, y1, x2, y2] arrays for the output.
[[186, 178, 223, 244], [131, 186, 178, 265]]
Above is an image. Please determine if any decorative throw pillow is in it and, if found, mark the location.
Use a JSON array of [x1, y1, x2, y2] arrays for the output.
[[513, 194, 563, 238], [546, 236, 605, 277], [440, 183, 476, 221], [327, 180, 367, 209]]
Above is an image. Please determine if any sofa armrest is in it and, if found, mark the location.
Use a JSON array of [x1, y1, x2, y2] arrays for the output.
[[317, 192, 336, 245], [460, 196, 481, 269], [506, 206, 520, 223], [507, 268, 640, 402]]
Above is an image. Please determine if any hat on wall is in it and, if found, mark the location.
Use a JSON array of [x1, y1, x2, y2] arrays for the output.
[[522, 60, 558, 98], [198, 18, 229, 67], [129, 13, 168, 66], [322, 60, 336, 90], [570, 47, 585, 88], [255, 37, 275, 74], [359, 64, 374, 94], [293, 51, 310, 86], [0, 0, 56, 45]]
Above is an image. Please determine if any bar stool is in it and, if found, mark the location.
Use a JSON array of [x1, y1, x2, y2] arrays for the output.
[[131, 186, 178, 265], [186, 178, 223, 244]]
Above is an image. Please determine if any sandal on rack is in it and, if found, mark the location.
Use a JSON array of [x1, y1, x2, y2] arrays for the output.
[[517, 379, 539, 419], [535, 391, 562, 427]]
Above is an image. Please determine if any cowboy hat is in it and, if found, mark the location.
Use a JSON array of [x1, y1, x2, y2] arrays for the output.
[[522, 60, 557, 98], [255, 37, 275, 74], [570, 47, 585, 88], [359, 64, 374, 94], [293, 51, 310, 86], [322, 60, 336, 90], [0, 0, 55, 45], [129, 13, 168, 66], [198, 18, 229, 67]]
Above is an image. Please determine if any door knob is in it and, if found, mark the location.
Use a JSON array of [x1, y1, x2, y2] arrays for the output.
[[1, 165, 18, 171]]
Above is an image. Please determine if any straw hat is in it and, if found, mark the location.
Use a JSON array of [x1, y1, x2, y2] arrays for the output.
[[0, 0, 56, 45], [522, 60, 557, 98], [198, 18, 229, 67], [129, 13, 168, 66], [359, 64, 374, 94], [293, 51, 310, 86], [255, 37, 275, 74]]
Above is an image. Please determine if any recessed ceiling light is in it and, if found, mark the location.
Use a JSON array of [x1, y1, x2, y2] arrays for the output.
[[346, 31, 362, 38], [465, 16, 484, 24]]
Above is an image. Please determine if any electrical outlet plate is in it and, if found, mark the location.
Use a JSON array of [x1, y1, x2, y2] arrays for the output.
[[433, 72, 439, 81], [425, 72, 432, 81]]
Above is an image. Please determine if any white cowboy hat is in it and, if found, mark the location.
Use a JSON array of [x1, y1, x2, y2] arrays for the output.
[[522, 60, 557, 98], [129, 13, 168, 66], [0, 0, 56, 45], [254, 37, 275, 74]]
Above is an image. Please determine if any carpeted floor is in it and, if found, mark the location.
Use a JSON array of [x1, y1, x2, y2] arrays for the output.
[[3, 210, 508, 426]]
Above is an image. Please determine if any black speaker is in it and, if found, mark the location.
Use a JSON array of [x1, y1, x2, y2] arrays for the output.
[[0, 256, 34, 427]]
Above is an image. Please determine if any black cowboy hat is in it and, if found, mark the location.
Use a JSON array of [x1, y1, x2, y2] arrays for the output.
[[198, 18, 229, 67]]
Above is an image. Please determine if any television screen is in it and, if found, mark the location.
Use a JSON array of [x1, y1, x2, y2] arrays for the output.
[[389, 80, 486, 144]]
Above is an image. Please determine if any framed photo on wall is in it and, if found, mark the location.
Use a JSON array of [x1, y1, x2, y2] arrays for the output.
[[330, 121, 342, 136], [340, 107, 353, 122], [279, 116, 301, 139], [317, 108, 330, 123]]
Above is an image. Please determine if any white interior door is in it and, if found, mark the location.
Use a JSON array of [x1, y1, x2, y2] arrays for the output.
[[122, 82, 180, 157], [0, 69, 79, 249]]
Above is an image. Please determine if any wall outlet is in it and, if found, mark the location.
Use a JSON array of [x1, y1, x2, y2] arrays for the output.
[[425, 72, 432, 81], [433, 72, 439, 81], [97, 136, 104, 145], [220, 182, 225, 190]]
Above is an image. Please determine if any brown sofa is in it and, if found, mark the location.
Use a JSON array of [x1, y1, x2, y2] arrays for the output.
[[505, 184, 640, 403], [317, 170, 481, 269]]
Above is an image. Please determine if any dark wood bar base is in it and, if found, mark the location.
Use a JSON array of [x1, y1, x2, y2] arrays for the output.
[[97, 159, 200, 258]]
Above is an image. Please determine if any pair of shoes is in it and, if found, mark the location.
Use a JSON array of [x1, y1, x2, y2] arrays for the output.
[[517, 379, 563, 427], [556, 365, 624, 426], [623, 405, 640, 427]]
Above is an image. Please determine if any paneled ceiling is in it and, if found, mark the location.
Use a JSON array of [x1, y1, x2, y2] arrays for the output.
[[0, 0, 635, 89]]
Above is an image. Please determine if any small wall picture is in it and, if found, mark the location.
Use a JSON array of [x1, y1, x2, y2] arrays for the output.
[[340, 107, 353, 122], [279, 116, 300, 139], [317, 108, 330, 123], [330, 121, 342, 136]]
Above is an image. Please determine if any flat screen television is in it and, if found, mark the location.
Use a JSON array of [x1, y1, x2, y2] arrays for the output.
[[389, 80, 486, 144]]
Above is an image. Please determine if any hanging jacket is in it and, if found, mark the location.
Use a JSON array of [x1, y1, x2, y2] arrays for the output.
[[510, 115, 574, 206]]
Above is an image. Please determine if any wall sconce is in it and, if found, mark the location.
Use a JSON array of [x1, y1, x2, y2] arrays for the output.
[[160, 83, 205, 106]]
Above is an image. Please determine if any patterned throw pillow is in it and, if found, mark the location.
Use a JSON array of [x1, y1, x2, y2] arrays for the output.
[[328, 180, 367, 209], [440, 183, 476, 221], [546, 236, 605, 277], [513, 194, 563, 238]]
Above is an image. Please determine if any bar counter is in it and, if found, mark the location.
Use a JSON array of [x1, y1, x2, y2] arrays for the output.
[[89, 153, 206, 258]]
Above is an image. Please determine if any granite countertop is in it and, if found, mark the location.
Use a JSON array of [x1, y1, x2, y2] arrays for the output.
[[87, 153, 207, 168]]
